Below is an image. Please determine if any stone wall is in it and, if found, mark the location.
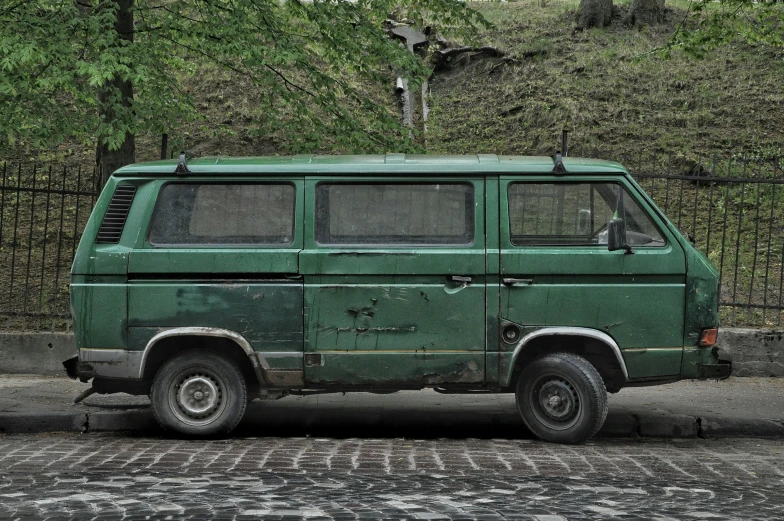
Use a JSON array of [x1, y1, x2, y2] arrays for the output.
[[0, 333, 77, 375], [716, 329, 784, 377]]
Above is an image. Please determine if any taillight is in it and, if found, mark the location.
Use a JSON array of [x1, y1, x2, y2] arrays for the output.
[[699, 328, 718, 347]]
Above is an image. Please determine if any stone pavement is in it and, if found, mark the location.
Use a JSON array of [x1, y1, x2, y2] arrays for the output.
[[1, 375, 783, 438], [2, 434, 784, 519], [3, 433, 783, 477]]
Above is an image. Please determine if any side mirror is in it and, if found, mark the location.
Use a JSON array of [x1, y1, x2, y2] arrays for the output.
[[607, 217, 629, 252]]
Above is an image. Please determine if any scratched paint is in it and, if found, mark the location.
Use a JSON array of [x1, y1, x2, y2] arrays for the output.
[[304, 281, 485, 385], [128, 282, 303, 352], [69, 156, 725, 394]]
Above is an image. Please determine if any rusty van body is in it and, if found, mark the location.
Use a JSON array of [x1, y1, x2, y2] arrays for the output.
[[65, 154, 729, 443]]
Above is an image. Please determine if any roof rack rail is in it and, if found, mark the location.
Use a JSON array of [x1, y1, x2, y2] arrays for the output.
[[552, 152, 567, 175], [174, 152, 190, 175]]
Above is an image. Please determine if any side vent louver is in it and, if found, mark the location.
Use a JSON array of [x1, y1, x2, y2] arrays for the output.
[[95, 185, 137, 244]]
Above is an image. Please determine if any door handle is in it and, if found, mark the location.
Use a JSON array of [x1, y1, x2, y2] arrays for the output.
[[449, 275, 473, 284], [503, 278, 533, 286]]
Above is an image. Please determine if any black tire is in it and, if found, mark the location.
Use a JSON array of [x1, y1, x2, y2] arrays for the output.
[[151, 350, 247, 437], [515, 353, 608, 444]]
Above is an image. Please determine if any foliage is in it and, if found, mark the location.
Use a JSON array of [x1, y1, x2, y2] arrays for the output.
[[0, 0, 488, 157], [667, 0, 784, 57]]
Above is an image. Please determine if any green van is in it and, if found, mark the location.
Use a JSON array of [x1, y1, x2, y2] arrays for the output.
[[64, 153, 730, 443]]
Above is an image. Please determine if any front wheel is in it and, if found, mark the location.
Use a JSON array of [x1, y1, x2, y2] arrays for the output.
[[515, 353, 608, 444], [151, 350, 247, 437]]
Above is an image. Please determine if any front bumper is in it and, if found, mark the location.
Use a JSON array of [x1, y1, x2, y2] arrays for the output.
[[698, 359, 732, 380]]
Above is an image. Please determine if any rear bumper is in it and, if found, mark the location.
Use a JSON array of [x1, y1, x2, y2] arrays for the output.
[[62, 355, 96, 382], [62, 356, 79, 380]]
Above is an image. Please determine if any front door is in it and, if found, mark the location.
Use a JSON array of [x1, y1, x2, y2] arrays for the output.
[[301, 178, 486, 387], [499, 177, 687, 379]]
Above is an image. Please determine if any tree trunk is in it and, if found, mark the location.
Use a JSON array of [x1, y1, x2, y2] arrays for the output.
[[575, 0, 613, 30], [625, 0, 665, 26], [96, 0, 136, 187]]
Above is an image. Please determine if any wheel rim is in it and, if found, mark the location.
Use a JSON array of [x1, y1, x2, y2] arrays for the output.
[[529, 374, 581, 431], [168, 368, 228, 427]]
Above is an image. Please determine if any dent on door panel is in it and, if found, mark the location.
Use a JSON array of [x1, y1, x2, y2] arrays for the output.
[[304, 280, 485, 386]]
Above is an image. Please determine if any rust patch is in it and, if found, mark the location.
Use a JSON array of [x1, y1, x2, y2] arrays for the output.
[[335, 326, 416, 333], [263, 369, 305, 387], [422, 361, 481, 385]]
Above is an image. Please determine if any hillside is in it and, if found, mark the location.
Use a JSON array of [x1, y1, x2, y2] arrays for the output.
[[427, 0, 784, 162], [5, 0, 784, 166]]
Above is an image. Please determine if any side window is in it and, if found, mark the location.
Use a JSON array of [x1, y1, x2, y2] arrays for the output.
[[508, 182, 665, 247], [148, 183, 295, 246], [315, 183, 475, 246]]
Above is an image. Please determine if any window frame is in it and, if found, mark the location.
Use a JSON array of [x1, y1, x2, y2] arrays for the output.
[[146, 180, 298, 248]]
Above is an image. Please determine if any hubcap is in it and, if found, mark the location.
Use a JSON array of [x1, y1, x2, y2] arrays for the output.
[[169, 370, 226, 426], [529, 375, 581, 430], [539, 379, 577, 420], [178, 375, 220, 417]]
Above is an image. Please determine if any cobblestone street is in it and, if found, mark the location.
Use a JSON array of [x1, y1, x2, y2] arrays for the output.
[[1, 433, 783, 520]]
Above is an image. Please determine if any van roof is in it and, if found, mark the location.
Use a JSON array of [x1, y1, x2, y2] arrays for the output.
[[113, 154, 629, 176]]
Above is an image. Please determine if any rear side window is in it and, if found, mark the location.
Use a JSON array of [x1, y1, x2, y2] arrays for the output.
[[148, 183, 295, 246], [315, 183, 474, 246]]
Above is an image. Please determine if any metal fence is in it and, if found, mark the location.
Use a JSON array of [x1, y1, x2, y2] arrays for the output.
[[592, 150, 784, 327], [0, 156, 783, 330], [0, 163, 99, 331]]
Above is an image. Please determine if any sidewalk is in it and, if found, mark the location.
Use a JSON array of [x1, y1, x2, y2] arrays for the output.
[[1, 375, 783, 439]]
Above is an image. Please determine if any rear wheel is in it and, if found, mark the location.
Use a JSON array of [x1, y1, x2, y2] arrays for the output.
[[515, 353, 608, 444], [151, 350, 247, 437]]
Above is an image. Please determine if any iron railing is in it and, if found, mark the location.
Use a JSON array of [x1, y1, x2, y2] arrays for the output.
[[585, 149, 784, 327], [0, 163, 99, 331], [0, 156, 782, 330]]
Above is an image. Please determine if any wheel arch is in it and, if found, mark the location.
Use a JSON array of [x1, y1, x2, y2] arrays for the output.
[[502, 327, 628, 392], [140, 328, 266, 388]]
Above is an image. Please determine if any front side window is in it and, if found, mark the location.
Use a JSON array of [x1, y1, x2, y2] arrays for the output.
[[148, 183, 295, 246], [316, 183, 475, 245], [508, 182, 665, 247]]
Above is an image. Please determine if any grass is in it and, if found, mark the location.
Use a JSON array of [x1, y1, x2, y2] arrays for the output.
[[426, 0, 784, 161]]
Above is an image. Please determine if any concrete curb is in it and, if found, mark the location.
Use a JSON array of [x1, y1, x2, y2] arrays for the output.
[[0, 412, 87, 434], [699, 417, 784, 438], [600, 412, 784, 439], [87, 409, 159, 433], [2, 409, 783, 439]]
